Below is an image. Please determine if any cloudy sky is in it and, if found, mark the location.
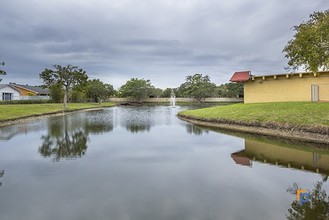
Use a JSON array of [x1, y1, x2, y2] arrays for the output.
[[0, 0, 328, 89]]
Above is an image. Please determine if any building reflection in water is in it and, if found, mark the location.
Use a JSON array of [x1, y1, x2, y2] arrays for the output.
[[231, 138, 329, 176]]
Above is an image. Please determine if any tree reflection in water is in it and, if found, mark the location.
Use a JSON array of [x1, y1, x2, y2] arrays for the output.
[[185, 123, 209, 136], [39, 111, 113, 161], [0, 170, 4, 187], [286, 181, 329, 220], [125, 124, 151, 133]]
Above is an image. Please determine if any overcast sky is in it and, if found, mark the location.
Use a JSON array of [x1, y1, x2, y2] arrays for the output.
[[0, 0, 328, 89]]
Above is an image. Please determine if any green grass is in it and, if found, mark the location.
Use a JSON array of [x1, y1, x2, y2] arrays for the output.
[[179, 102, 329, 127], [0, 102, 116, 121]]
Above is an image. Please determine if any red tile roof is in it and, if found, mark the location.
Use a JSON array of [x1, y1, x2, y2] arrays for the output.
[[230, 71, 250, 82]]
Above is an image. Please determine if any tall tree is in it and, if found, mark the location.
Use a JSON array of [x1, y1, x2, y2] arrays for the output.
[[149, 87, 163, 98], [105, 84, 117, 97], [118, 78, 154, 101], [179, 74, 218, 102], [49, 83, 64, 103], [218, 83, 244, 98], [0, 62, 6, 82], [283, 10, 329, 73], [85, 79, 109, 102], [40, 64, 88, 108]]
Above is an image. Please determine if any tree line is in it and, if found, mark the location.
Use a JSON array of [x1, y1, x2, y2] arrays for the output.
[[39, 64, 244, 106], [0, 61, 245, 105]]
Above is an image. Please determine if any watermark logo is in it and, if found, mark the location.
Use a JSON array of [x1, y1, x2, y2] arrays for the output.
[[296, 189, 310, 205]]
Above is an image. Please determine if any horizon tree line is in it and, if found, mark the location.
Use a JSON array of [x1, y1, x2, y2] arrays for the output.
[[39, 64, 244, 105]]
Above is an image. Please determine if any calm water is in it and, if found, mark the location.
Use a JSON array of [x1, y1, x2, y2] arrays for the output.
[[0, 105, 328, 220]]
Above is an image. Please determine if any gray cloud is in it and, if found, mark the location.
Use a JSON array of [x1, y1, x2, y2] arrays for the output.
[[0, 0, 328, 88]]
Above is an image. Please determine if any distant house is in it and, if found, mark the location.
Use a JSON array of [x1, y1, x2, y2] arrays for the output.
[[0, 83, 49, 101], [0, 84, 21, 101], [230, 70, 329, 103]]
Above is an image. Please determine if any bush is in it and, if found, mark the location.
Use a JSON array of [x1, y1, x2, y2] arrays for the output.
[[0, 99, 53, 105]]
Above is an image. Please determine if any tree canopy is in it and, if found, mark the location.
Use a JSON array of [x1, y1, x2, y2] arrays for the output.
[[118, 78, 155, 101], [85, 79, 113, 102], [283, 10, 329, 73], [0, 62, 6, 82], [218, 83, 244, 98], [40, 64, 88, 108], [178, 74, 218, 102]]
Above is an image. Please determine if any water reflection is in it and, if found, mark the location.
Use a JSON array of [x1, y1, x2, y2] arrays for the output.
[[185, 123, 209, 135], [39, 116, 89, 161], [2, 105, 329, 220], [114, 106, 155, 133], [286, 181, 329, 220], [231, 137, 329, 176], [39, 110, 113, 161], [0, 120, 47, 140], [0, 170, 4, 187]]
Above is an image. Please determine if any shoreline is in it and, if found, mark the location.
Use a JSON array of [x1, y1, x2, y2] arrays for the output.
[[0, 106, 111, 128], [177, 114, 329, 145]]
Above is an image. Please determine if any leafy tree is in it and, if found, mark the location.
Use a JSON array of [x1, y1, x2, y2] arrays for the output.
[[85, 79, 109, 102], [179, 74, 218, 102], [40, 64, 88, 108], [70, 88, 87, 103], [105, 84, 117, 97], [283, 10, 329, 73], [118, 78, 155, 101], [49, 83, 64, 103], [162, 88, 173, 98], [218, 83, 244, 98], [0, 62, 6, 82], [149, 87, 163, 98], [162, 88, 180, 98]]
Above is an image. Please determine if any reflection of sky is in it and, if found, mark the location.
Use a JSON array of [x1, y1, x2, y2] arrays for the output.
[[0, 106, 327, 220]]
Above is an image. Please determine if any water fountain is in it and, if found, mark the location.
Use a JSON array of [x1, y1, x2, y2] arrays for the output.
[[170, 89, 176, 107]]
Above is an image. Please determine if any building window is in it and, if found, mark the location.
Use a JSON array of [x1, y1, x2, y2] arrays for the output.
[[2, 93, 13, 101]]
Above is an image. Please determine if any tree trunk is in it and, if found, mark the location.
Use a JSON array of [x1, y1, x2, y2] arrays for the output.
[[64, 88, 68, 109]]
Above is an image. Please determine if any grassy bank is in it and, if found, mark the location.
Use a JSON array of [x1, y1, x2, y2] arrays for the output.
[[178, 102, 329, 129], [0, 102, 116, 121]]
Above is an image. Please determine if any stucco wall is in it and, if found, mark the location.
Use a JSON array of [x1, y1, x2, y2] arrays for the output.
[[244, 72, 329, 103]]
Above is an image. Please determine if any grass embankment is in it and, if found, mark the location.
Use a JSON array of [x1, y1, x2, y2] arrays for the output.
[[178, 102, 329, 134], [0, 102, 116, 122]]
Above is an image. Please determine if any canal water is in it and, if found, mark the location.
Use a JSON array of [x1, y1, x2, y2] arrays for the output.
[[0, 105, 328, 220]]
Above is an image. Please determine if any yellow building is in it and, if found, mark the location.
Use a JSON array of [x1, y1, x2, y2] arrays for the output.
[[230, 71, 329, 103]]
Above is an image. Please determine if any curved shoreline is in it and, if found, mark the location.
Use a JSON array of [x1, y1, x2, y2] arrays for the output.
[[0, 107, 109, 128], [177, 114, 329, 145]]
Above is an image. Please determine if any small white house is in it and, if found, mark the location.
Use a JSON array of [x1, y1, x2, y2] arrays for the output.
[[0, 84, 21, 101]]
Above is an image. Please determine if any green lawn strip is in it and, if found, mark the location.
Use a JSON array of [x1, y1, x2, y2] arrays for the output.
[[0, 102, 116, 121], [179, 102, 329, 127]]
